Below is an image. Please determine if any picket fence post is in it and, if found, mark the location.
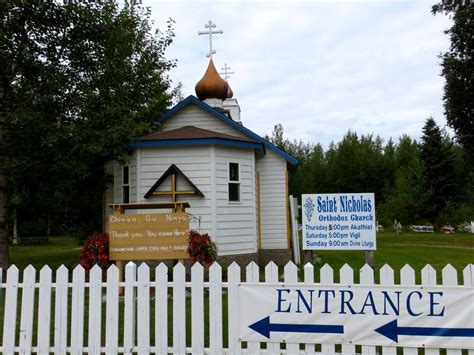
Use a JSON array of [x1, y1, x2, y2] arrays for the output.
[[380, 264, 397, 355], [227, 262, 241, 355], [71, 265, 85, 355], [37, 266, 52, 355], [106, 265, 120, 354], [340, 264, 356, 355], [422, 264, 439, 355], [246, 261, 261, 354], [124, 262, 137, 354], [463, 264, 474, 355], [443, 264, 462, 355], [265, 261, 281, 354], [88, 265, 103, 354], [3, 265, 19, 355], [19, 265, 36, 354], [155, 263, 168, 355], [284, 261, 299, 354], [209, 262, 223, 355], [54, 265, 69, 355], [137, 263, 150, 355], [360, 264, 376, 355], [173, 262, 186, 354], [321, 263, 336, 355], [191, 263, 204, 355], [303, 262, 315, 355], [400, 264, 417, 355]]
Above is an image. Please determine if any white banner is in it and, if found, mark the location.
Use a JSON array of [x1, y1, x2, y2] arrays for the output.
[[238, 283, 474, 349], [302, 193, 376, 250]]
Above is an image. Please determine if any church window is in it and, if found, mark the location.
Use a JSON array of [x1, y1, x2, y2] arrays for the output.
[[122, 165, 130, 203], [228, 162, 240, 202]]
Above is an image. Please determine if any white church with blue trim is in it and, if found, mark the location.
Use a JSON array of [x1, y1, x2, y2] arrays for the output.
[[105, 54, 299, 265]]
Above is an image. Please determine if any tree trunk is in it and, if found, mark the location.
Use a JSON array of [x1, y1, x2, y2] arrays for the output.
[[47, 213, 51, 240], [0, 80, 9, 269], [0, 167, 9, 269], [12, 210, 17, 245]]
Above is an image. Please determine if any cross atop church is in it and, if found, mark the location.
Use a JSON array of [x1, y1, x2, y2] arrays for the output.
[[219, 63, 235, 80], [198, 20, 223, 59]]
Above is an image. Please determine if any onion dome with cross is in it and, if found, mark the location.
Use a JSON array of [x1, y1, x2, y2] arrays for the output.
[[195, 20, 231, 101], [195, 59, 229, 100], [220, 63, 235, 99]]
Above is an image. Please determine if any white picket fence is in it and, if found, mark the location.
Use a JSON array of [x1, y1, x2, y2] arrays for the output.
[[0, 262, 473, 354]]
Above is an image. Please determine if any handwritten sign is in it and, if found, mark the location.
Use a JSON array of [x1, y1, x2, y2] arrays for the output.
[[108, 212, 190, 260]]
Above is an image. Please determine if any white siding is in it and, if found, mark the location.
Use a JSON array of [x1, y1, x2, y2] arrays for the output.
[[161, 105, 249, 139], [139, 147, 213, 233], [215, 147, 257, 255], [256, 150, 289, 249], [129, 152, 137, 203], [104, 161, 115, 231]]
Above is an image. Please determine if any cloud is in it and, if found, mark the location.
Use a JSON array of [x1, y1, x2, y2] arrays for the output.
[[148, 0, 452, 148]]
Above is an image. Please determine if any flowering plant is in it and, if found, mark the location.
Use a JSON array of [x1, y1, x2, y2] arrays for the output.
[[188, 230, 218, 266], [79, 232, 112, 271]]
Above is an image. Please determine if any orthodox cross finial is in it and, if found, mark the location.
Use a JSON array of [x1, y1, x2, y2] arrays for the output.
[[219, 63, 235, 81], [198, 20, 223, 59]]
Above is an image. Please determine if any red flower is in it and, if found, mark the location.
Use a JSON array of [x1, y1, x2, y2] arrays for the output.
[[79, 232, 112, 271], [188, 230, 218, 266]]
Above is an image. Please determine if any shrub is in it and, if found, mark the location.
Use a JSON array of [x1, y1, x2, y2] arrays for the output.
[[188, 230, 218, 266], [79, 232, 112, 271]]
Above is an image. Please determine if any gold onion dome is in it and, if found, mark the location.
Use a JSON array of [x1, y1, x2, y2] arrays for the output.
[[227, 84, 233, 99], [195, 59, 229, 100]]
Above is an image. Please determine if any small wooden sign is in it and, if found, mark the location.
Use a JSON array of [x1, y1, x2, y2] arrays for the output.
[[108, 211, 190, 260]]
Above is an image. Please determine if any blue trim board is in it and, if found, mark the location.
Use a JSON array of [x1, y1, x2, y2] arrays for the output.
[[130, 138, 265, 156], [156, 95, 299, 166]]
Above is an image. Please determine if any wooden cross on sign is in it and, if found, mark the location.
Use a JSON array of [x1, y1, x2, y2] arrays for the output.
[[143, 164, 204, 202], [198, 20, 223, 59], [220, 63, 235, 80]]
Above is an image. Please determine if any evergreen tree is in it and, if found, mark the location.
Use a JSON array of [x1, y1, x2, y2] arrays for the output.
[[380, 135, 425, 225], [0, 1, 176, 267], [433, 1, 474, 165], [420, 118, 457, 223]]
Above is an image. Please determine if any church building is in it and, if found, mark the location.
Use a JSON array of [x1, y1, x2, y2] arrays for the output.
[[105, 58, 299, 265]]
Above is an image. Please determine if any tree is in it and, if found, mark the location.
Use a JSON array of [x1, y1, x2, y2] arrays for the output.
[[432, 1, 474, 164], [379, 135, 425, 225], [324, 131, 389, 199], [265, 124, 314, 197], [420, 118, 457, 223], [0, 1, 176, 268]]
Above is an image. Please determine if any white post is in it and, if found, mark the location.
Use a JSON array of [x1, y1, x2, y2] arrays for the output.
[[289, 195, 300, 264]]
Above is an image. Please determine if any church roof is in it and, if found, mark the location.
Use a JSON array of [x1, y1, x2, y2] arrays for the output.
[[139, 126, 257, 143], [131, 123, 265, 155], [156, 95, 299, 166]]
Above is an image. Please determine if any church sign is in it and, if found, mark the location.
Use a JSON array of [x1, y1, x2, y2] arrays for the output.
[[302, 193, 376, 250], [108, 212, 190, 260]]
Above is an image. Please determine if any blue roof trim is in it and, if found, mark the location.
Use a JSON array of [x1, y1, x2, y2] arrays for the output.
[[130, 138, 265, 156], [156, 95, 299, 165]]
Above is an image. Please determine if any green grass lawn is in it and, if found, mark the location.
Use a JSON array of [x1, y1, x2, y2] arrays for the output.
[[309, 231, 474, 283], [8, 236, 82, 270], [4, 232, 474, 275]]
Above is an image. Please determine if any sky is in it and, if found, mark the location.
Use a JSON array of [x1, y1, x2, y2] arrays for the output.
[[147, 0, 452, 148]]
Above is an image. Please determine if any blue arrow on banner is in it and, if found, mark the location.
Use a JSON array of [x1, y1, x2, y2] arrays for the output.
[[249, 316, 344, 339], [375, 319, 474, 342]]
